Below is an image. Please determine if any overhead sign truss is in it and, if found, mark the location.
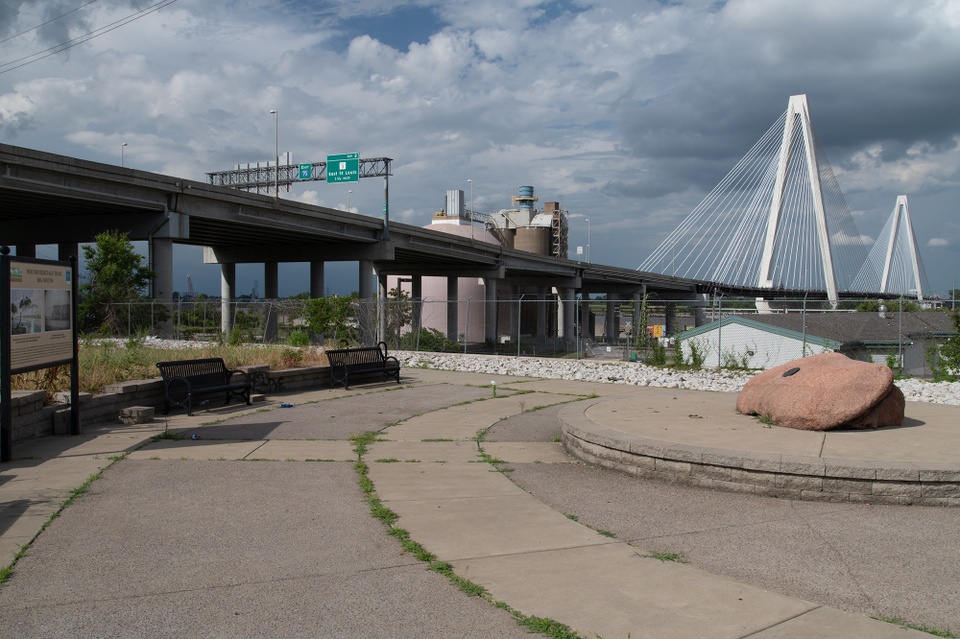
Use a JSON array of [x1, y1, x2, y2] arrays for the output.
[[206, 156, 392, 195]]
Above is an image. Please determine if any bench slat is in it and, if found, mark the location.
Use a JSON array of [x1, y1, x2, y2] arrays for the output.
[[156, 357, 252, 416], [327, 343, 401, 390]]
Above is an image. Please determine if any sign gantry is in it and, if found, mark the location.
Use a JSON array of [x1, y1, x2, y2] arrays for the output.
[[205, 156, 392, 195]]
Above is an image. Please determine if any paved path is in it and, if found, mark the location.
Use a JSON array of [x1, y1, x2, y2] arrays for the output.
[[1, 368, 953, 638]]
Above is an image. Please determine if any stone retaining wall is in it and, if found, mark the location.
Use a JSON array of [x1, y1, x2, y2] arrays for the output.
[[10, 365, 332, 446], [562, 423, 960, 507]]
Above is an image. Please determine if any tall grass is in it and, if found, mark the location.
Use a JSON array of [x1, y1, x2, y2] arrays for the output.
[[10, 339, 330, 399]]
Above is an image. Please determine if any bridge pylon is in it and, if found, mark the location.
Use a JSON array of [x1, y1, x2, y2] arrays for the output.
[[854, 195, 930, 300], [757, 94, 838, 307]]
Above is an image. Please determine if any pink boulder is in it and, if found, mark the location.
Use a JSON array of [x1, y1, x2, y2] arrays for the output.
[[736, 352, 904, 431]]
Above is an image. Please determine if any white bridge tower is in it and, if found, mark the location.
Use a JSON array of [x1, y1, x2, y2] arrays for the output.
[[757, 94, 838, 307]]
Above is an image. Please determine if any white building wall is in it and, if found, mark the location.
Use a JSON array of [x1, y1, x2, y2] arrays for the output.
[[680, 323, 832, 369]]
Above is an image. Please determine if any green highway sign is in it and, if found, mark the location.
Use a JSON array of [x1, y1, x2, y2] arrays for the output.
[[298, 163, 312, 180], [326, 152, 359, 183]]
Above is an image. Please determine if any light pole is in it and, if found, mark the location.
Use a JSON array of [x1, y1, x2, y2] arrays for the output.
[[467, 179, 473, 239], [348, 190, 353, 210], [269, 109, 279, 198], [586, 218, 591, 263], [120, 142, 127, 167]]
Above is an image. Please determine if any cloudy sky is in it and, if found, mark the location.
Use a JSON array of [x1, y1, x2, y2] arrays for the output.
[[2, 0, 959, 298]]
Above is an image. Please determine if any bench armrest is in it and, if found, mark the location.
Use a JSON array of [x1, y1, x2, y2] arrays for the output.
[[228, 369, 251, 385]]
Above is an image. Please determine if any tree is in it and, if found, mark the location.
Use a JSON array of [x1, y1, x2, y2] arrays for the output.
[[384, 286, 413, 347], [79, 230, 157, 334], [929, 311, 960, 381], [302, 295, 357, 345]]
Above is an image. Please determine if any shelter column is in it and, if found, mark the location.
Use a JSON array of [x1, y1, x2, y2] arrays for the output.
[[15, 245, 35, 258], [447, 277, 459, 342], [309, 262, 324, 298], [264, 262, 279, 342], [358, 260, 374, 345], [484, 277, 497, 344], [220, 263, 236, 335], [151, 237, 174, 337]]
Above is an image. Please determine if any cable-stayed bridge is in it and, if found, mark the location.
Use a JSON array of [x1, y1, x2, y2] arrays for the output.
[[638, 95, 930, 305]]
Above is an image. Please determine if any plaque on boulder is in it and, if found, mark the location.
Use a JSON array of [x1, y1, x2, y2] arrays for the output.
[[736, 352, 905, 431]]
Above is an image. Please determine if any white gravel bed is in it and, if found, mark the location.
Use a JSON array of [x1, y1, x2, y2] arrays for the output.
[[393, 351, 960, 407]]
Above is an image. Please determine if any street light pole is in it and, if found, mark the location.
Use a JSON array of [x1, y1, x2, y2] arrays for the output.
[[120, 142, 127, 167], [586, 218, 591, 264], [467, 179, 473, 240], [348, 190, 353, 210], [269, 109, 279, 198]]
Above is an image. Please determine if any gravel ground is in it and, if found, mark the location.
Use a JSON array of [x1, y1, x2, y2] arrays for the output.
[[394, 351, 960, 405]]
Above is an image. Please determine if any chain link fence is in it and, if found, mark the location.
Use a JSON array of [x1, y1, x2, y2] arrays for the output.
[[101, 296, 957, 378]]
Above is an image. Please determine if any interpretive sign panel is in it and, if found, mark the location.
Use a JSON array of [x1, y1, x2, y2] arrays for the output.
[[2, 251, 81, 460], [326, 152, 359, 183], [6, 259, 74, 372]]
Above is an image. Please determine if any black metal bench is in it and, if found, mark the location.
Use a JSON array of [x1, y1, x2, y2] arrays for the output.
[[156, 357, 253, 416], [326, 342, 401, 390]]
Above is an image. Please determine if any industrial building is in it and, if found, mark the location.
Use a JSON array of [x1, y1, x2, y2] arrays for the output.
[[391, 186, 571, 347]]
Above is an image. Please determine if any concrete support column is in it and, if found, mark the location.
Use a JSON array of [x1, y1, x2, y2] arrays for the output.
[[446, 277, 459, 342], [150, 237, 174, 337], [220, 263, 236, 335], [536, 286, 547, 348], [580, 293, 591, 340], [58, 243, 79, 262], [633, 289, 645, 346], [665, 302, 678, 337], [15, 245, 35, 258], [562, 287, 576, 350], [484, 276, 497, 345], [358, 260, 374, 345], [264, 262, 279, 343], [694, 292, 710, 327], [411, 275, 423, 335], [511, 285, 521, 346], [377, 268, 388, 346], [605, 295, 618, 343], [309, 261, 325, 298]]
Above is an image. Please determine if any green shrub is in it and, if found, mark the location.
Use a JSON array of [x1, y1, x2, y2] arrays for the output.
[[288, 330, 310, 347]]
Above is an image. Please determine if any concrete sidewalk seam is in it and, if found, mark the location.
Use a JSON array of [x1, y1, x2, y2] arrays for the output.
[[739, 605, 823, 638]]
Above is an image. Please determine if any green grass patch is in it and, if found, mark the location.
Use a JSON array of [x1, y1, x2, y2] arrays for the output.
[[641, 550, 688, 563], [873, 616, 958, 638]]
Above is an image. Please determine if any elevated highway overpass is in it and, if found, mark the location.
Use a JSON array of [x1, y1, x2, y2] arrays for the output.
[[1, 143, 833, 344]]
